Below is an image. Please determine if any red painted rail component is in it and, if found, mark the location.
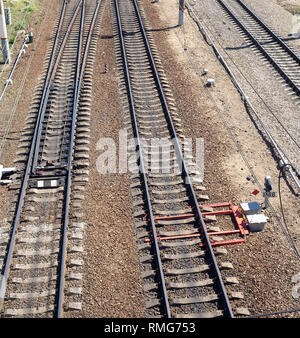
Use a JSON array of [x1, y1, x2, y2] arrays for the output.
[[144, 202, 249, 246]]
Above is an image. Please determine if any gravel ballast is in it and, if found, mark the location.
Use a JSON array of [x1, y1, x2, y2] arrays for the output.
[[78, 1, 145, 318]]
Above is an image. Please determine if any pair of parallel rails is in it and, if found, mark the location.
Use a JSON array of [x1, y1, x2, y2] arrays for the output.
[[194, 0, 300, 189], [217, 0, 300, 98], [0, 0, 103, 318], [113, 0, 238, 318]]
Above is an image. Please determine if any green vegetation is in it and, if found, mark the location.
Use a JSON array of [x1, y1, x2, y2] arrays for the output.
[[284, 4, 300, 15], [9, 35, 16, 45], [5, 0, 41, 45]]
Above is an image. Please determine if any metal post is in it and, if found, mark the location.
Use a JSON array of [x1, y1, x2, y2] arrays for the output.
[[263, 176, 273, 209], [4, 8, 11, 26], [178, 0, 185, 26], [0, 0, 10, 63], [28, 31, 33, 43]]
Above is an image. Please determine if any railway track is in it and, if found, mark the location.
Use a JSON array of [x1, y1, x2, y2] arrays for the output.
[[186, 0, 300, 190], [0, 0, 105, 317], [216, 0, 300, 99], [112, 0, 247, 318]]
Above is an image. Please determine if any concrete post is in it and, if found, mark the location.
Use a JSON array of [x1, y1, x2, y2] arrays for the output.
[[0, 0, 10, 64], [178, 0, 185, 26]]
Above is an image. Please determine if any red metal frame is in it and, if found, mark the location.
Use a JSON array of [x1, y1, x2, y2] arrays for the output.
[[144, 203, 249, 247]]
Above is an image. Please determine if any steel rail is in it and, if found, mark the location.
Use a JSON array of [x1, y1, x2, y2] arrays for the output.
[[31, 0, 83, 173], [186, 1, 300, 191], [237, 0, 300, 67], [116, 0, 234, 317], [133, 0, 233, 318], [114, 0, 171, 317], [57, 0, 103, 318], [0, 0, 101, 317], [217, 0, 300, 96], [0, 0, 85, 315], [0, 0, 71, 310], [57, 0, 85, 318], [185, 1, 300, 260]]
